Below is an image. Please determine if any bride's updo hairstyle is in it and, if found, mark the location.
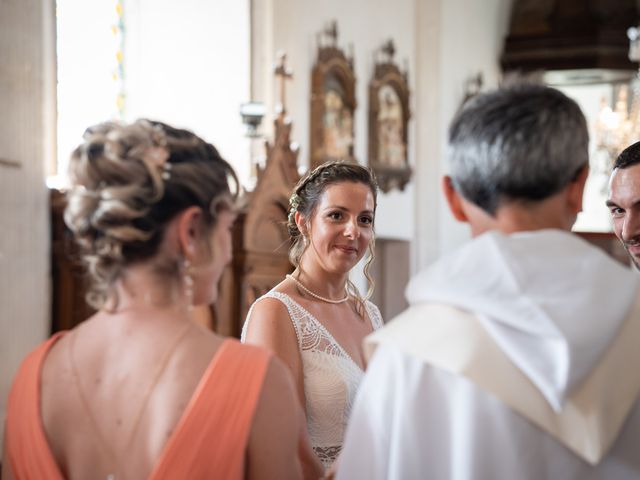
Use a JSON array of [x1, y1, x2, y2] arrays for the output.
[[287, 161, 378, 315], [64, 119, 238, 309]]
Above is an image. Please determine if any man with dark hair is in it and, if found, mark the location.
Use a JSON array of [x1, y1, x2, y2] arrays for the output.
[[608, 141, 640, 269], [337, 85, 640, 479]]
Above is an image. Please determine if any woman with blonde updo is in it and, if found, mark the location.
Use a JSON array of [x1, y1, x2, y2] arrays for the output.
[[3, 120, 321, 480], [241, 161, 384, 471]]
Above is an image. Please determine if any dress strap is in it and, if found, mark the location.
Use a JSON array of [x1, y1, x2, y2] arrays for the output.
[[150, 339, 271, 479], [365, 301, 384, 330], [5, 333, 66, 480]]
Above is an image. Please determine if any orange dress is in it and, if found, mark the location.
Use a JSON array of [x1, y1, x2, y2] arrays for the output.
[[5, 333, 271, 479]]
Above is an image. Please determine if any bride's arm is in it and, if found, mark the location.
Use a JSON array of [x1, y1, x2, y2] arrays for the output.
[[247, 357, 323, 480], [245, 301, 323, 478], [243, 299, 306, 410]]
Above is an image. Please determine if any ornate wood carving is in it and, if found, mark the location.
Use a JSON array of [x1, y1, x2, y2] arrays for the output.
[[310, 21, 357, 169], [213, 113, 299, 337], [368, 39, 412, 193]]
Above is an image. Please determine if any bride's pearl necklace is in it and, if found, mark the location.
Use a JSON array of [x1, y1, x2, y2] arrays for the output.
[[286, 274, 349, 304]]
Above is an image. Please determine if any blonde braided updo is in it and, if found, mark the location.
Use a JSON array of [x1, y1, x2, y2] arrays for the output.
[[64, 119, 238, 309]]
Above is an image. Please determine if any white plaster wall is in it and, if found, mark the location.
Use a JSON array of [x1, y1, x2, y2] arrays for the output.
[[125, 0, 252, 185], [254, 0, 417, 243], [412, 0, 512, 269], [434, 0, 512, 256], [254, 0, 512, 274], [0, 0, 56, 453], [413, 0, 443, 270]]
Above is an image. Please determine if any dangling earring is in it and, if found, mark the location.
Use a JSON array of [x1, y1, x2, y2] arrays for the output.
[[182, 258, 194, 311]]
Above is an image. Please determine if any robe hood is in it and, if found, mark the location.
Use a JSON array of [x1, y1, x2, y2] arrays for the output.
[[406, 229, 639, 412]]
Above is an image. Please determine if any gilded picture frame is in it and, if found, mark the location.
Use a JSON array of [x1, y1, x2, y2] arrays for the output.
[[310, 21, 357, 169], [368, 40, 411, 192]]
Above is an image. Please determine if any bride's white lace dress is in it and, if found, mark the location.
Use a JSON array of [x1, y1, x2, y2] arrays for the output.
[[241, 290, 384, 469]]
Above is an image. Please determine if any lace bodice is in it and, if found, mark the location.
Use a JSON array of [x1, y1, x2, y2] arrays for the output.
[[241, 291, 384, 469]]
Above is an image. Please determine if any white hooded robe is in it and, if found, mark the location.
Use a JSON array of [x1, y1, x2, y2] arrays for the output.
[[337, 230, 640, 480]]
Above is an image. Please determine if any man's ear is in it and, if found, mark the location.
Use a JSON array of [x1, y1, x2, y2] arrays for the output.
[[566, 165, 589, 215], [176, 206, 204, 260], [442, 176, 469, 222]]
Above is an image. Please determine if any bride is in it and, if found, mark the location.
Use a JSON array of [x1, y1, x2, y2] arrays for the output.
[[242, 161, 384, 470]]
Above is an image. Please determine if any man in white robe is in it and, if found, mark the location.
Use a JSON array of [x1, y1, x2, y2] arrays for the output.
[[337, 85, 640, 480], [608, 141, 640, 270]]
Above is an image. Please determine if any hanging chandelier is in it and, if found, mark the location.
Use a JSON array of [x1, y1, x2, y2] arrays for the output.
[[595, 26, 640, 164]]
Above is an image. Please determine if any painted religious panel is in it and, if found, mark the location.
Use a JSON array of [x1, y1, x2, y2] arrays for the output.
[[368, 40, 411, 192], [310, 21, 357, 168]]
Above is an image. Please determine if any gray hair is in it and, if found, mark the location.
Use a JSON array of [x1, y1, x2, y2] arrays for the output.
[[447, 84, 589, 215]]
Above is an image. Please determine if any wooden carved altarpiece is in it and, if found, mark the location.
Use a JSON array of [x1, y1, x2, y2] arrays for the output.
[[213, 114, 299, 337], [213, 54, 301, 337], [310, 21, 357, 169]]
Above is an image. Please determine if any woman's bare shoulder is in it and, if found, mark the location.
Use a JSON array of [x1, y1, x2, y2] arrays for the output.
[[246, 295, 298, 341], [249, 279, 302, 321], [244, 286, 303, 354], [250, 294, 290, 317]]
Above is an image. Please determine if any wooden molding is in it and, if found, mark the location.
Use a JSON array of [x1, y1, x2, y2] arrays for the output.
[[0, 157, 21, 168]]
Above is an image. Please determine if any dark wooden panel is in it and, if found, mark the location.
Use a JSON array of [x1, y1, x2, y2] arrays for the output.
[[502, 0, 639, 72], [213, 113, 300, 337], [50, 188, 93, 334]]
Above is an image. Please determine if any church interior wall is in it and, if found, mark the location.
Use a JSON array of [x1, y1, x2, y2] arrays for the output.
[[248, 0, 512, 308], [251, 0, 511, 272], [410, 0, 513, 270], [255, 0, 417, 241], [434, 0, 511, 258], [251, 0, 418, 298], [0, 0, 56, 454], [124, 0, 252, 184], [0, 0, 513, 450]]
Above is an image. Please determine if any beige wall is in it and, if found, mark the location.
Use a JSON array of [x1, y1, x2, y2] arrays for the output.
[[0, 0, 55, 451], [414, 0, 511, 269], [125, 0, 252, 184], [252, 0, 511, 275], [0, 0, 512, 448], [249, 0, 511, 315], [251, 0, 419, 301], [253, 0, 418, 243]]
